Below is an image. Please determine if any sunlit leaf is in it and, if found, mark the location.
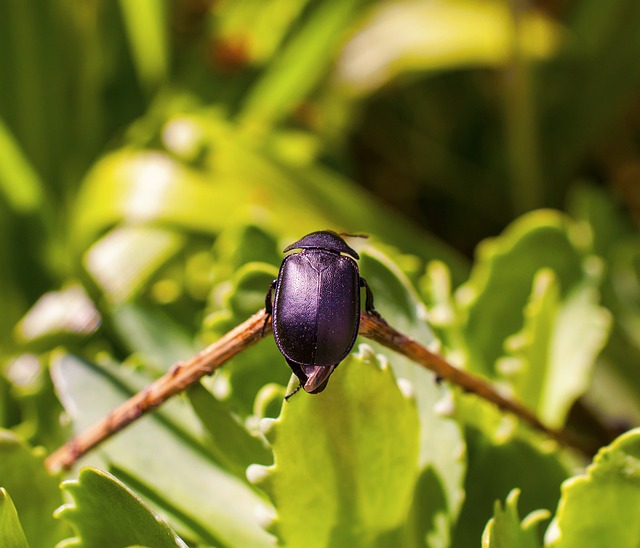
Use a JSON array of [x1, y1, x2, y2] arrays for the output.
[[482, 489, 549, 548], [0, 430, 68, 547], [0, 488, 29, 548], [335, 0, 560, 95], [56, 467, 187, 548], [250, 348, 420, 545], [84, 226, 185, 305], [15, 285, 100, 345], [187, 382, 272, 479], [51, 354, 275, 546], [118, 0, 169, 92], [452, 429, 567, 547], [0, 117, 43, 213], [502, 268, 611, 427], [359, 248, 466, 541], [459, 210, 584, 378], [546, 428, 640, 547]]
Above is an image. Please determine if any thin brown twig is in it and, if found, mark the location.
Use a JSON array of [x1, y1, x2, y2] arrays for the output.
[[45, 309, 272, 472], [359, 312, 585, 451], [46, 309, 584, 472]]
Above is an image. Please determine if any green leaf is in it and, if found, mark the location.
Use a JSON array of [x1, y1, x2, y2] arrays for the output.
[[0, 430, 68, 547], [5, 354, 71, 451], [240, 0, 363, 129], [460, 210, 584, 378], [0, 116, 44, 213], [118, 0, 169, 93], [360, 248, 466, 530], [482, 489, 549, 548], [502, 268, 611, 427], [14, 284, 100, 346], [569, 184, 640, 416], [187, 382, 272, 478], [452, 428, 568, 547], [251, 348, 420, 546], [335, 0, 559, 95], [567, 184, 633, 259], [420, 260, 467, 355], [0, 488, 29, 548], [83, 225, 185, 304], [56, 467, 187, 548], [546, 428, 640, 547], [51, 354, 275, 546], [72, 149, 242, 251], [109, 301, 197, 374]]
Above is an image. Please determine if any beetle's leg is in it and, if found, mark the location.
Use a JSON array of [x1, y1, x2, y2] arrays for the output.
[[262, 280, 276, 336], [360, 277, 380, 317], [285, 382, 303, 401]]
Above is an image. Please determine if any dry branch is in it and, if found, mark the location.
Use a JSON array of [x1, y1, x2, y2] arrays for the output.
[[46, 309, 582, 471]]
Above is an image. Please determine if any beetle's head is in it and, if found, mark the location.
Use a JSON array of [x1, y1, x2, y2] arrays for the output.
[[283, 230, 361, 259]]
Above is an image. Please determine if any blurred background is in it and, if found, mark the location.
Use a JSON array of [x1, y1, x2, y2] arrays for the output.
[[2, 0, 640, 330]]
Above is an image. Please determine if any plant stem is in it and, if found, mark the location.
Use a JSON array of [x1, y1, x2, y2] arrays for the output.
[[46, 309, 586, 471], [45, 309, 272, 472], [359, 312, 587, 452]]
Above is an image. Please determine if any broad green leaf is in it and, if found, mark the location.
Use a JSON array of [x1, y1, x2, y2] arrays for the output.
[[51, 354, 275, 546], [251, 348, 420, 546], [187, 382, 271, 478], [109, 302, 197, 374], [567, 184, 633, 259], [118, 0, 168, 93], [211, 224, 281, 280], [0, 116, 44, 213], [84, 225, 185, 304], [335, 0, 560, 96], [420, 260, 468, 361], [5, 354, 70, 451], [14, 285, 100, 346], [72, 108, 468, 282], [482, 489, 549, 548], [546, 428, 640, 547], [459, 210, 584, 378], [0, 430, 68, 547], [0, 488, 29, 548], [452, 428, 568, 547], [360, 248, 466, 531], [56, 467, 187, 548], [502, 270, 559, 419], [502, 269, 611, 427], [72, 149, 245, 250], [240, 0, 363, 129], [569, 184, 640, 415]]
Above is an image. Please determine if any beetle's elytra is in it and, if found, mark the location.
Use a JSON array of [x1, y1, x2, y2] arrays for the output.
[[265, 230, 376, 397]]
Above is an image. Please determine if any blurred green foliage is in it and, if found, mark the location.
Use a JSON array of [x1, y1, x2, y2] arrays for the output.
[[1, 0, 640, 546]]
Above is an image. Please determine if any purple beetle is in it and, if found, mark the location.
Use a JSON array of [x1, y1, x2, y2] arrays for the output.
[[265, 231, 376, 397]]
